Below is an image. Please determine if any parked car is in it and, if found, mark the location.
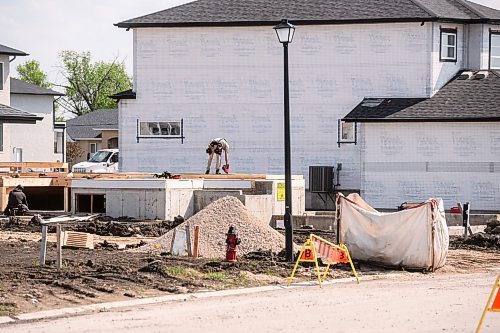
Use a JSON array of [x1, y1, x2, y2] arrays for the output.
[[72, 149, 119, 173]]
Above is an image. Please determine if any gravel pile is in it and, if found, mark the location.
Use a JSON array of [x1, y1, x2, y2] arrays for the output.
[[133, 196, 287, 258]]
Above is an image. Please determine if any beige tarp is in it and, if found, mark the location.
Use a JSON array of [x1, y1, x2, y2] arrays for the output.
[[337, 193, 448, 271]]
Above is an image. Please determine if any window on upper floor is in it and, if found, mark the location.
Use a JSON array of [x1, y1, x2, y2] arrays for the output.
[[490, 32, 500, 70], [0, 62, 3, 90], [440, 28, 457, 62], [54, 130, 63, 154]]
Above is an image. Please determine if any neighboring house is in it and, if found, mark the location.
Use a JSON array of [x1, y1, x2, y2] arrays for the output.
[[114, 0, 500, 210], [66, 109, 118, 163], [0, 43, 64, 162], [10, 78, 66, 162]]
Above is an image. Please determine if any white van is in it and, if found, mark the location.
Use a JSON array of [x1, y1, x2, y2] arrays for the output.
[[72, 149, 119, 173]]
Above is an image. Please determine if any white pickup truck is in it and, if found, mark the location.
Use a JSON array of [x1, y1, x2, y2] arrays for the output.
[[72, 149, 119, 174]]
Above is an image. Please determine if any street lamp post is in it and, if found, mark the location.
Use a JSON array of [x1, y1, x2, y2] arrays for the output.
[[274, 19, 296, 262]]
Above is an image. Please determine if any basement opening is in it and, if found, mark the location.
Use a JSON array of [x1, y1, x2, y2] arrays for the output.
[[76, 194, 105, 214], [22, 186, 65, 211]]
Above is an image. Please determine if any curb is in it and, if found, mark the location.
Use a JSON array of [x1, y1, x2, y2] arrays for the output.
[[1, 273, 404, 324]]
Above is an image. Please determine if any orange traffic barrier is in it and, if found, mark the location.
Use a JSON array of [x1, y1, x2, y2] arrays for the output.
[[476, 275, 500, 333], [288, 234, 359, 287]]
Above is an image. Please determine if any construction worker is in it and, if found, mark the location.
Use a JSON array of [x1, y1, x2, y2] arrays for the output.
[[205, 138, 229, 174], [4, 184, 29, 216]]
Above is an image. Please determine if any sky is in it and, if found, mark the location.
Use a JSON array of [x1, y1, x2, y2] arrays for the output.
[[2, 0, 500, 88]]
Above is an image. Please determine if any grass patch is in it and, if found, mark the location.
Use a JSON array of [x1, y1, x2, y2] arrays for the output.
[[164, 265, 187, 277], [205, 271, 227, 281], [0, 302, 18, 316]]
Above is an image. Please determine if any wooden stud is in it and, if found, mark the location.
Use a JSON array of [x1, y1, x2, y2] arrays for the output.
[[56, 224, 62, 270], [39, 226, 48, 266], [185, 225, 192, 257], [193, 226, 200, 258]]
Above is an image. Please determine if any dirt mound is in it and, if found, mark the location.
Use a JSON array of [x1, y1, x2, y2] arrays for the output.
[[133, 196, 286, 258], [449, 219, 500, 250]]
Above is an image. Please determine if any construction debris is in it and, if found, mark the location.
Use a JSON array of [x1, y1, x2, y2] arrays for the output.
[[134, 196, 287, 258], [450, 219, 500, 249]]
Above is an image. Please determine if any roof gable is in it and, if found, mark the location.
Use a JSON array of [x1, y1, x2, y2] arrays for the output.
[[0, 44, 28, 56], [116, 0, 500, 28], [0, 103, 43, 123], [10, 78, 64, 96], [66, 109, 118, 139]]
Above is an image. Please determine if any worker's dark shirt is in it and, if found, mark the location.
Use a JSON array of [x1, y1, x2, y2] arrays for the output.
[[8, 189, 28, 208]]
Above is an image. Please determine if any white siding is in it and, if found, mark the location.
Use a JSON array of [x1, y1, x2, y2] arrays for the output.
[[430, 23, 465, 94], [0, 55, 10, 105], [121, 22, 439, 189], [360, 122, 500, 211], [9, 94, 60, 162]]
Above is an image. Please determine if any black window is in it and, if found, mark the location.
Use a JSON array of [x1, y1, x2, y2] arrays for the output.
[[440, 28, 457, 62]]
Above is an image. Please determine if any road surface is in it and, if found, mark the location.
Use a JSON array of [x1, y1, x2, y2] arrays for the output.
[[3, 272, 500, 333]]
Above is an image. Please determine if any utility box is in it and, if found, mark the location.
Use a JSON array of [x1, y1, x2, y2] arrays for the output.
[[309, 166, 334, 193]]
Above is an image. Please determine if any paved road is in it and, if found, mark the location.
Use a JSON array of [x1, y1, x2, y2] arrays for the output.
[[3, 273, 500, 333]]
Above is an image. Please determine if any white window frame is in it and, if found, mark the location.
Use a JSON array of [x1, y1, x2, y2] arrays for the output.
[[337, 120, 357, 147], [490, 32, 500, 70], [90, 143, 97, 154], [54, 129, 64, 154], [0, 62, 3, 91], [440, 29, 457, 62], [139, 121, 182, 137]]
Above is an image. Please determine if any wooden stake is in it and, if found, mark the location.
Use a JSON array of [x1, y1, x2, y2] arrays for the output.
[[56, 224, 62, 270], [193, 226, 199, 258], [185, 225, 193, 257], [39, 226, 48, 265]]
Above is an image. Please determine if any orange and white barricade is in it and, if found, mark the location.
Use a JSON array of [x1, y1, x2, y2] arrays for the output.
[[476, 275, 500, 333], [288, 233, 359, 288]]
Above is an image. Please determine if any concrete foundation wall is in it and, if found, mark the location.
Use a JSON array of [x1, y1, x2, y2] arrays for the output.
[[70, 177, 306, 221]]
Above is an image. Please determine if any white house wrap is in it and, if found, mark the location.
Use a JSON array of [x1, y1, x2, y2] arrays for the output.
[[337, 193, 448, 271]]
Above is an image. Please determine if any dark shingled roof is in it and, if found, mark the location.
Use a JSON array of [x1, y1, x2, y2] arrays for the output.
[[116, 0, 500, 28], [10, 78, 64, 96], [0, 44, 28, 56], [343, 70, 500, 122], [0, 104, 43, 123], [66, 109, 118, 140], [109, 89, 136, 100]]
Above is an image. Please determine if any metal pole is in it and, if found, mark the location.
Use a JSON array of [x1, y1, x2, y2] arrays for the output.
[[283, 42, 294, 262]]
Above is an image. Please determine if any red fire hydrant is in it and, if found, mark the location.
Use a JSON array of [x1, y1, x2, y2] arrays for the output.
[[225, 225, 241, 262]]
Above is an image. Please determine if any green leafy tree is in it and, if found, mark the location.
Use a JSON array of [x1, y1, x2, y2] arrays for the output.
[[57, 51, 131, 117], [16, 60, 52, 89]]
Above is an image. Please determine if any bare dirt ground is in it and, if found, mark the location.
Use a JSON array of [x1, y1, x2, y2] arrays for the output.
[[0, 222, 498, 317]]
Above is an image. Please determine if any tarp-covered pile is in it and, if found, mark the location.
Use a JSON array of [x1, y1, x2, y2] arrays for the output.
[[337, 193, 449, 271]]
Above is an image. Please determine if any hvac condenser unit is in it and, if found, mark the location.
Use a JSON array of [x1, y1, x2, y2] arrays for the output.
[[309, 166, 334, 193]]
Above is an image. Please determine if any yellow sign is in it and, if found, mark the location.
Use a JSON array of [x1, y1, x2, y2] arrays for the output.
[[277, 182, 285, 201], [288, 234, 359, 288]]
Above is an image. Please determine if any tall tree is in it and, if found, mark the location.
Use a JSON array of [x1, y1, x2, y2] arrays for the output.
[[57, 51, 131, 117], [16, 60, 52, 89]]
